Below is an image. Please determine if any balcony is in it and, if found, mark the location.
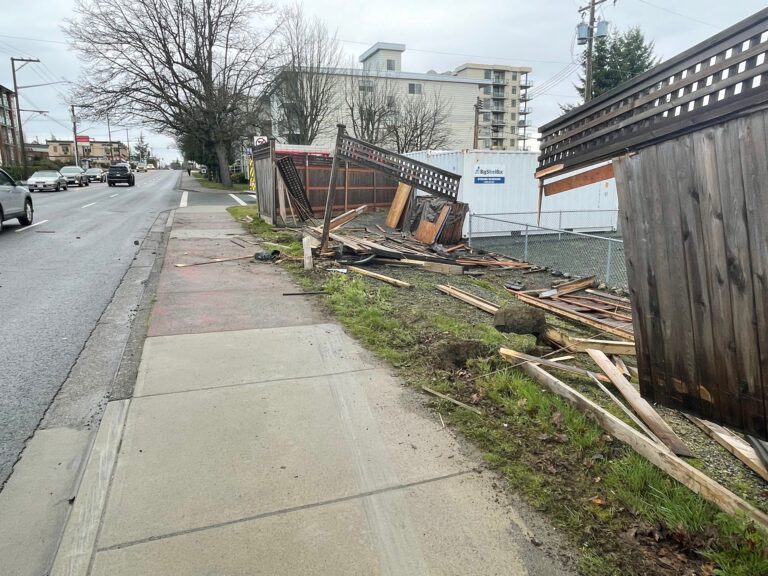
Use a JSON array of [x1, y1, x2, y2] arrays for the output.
[[518, 119, 531, 128], [519, 107, 532, 115], [519, 77, 533, 88], [492, 93, 506, 99], [492, 77, 508, 85], [491, 118, 506, 126], [519, 93, 531, 102]]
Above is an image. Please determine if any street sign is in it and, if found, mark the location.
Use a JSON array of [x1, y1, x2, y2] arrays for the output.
[[76, 135, 90, 143]]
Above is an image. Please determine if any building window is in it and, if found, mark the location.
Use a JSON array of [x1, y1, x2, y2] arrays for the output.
[[53, 145, 58, 152], [511, 72, 518, 81], [510, 99, 517, 107], [511, 87, 517, 94], [359, 80, 374, 93], [483, 86, 491, 95], [408, 83, 422, 95], [386, 59, 396, 71], [482, 112, 490, 122], [484, 69, 491, 80]]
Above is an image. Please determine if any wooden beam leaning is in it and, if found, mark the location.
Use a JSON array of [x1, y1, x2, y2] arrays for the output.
[[543, 328, 636, 356], [587, 349, 693, 457], [543, 164, 615, 196], [348, 266, 411, 288], [320, 124, 346, 250], [500, 348, 611, 383], [519, 361, 768, 532]]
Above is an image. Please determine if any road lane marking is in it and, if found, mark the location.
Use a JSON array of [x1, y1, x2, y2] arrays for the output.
[[16, 219, 49, 233], [82, 202, 96, 208], [249, 194, 258, 201], [110, 193, 118, 198], [229, 193, 247, 206], [179, 191, 188, 208]]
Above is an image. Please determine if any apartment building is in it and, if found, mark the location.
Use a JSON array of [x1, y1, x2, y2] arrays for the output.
[[47, 138, 128, 164], [0, 85, 19, 166], [271, 43, 532, 151], [454, 64, 533, 151]]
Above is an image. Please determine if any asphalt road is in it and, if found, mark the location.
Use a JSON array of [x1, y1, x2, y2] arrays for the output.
[[0, 171, 258, 486]]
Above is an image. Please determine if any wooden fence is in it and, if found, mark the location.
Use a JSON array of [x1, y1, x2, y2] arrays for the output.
[[613, 109, 768, 437]]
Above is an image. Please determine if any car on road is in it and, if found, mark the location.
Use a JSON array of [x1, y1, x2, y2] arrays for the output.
[[60, 166, 89, 187], [0, 168, 33, 232], [85, 168, 106, 183], [107, 164, 135, 187], [26, 170, 68, 192], [136, 163, 147, 172]]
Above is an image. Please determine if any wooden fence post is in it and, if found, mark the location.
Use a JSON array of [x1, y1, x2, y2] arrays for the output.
[[320, 125, 345, 250]]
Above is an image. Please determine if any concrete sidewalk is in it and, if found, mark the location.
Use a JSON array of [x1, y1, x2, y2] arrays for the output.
[[50, 205, 570, 575]]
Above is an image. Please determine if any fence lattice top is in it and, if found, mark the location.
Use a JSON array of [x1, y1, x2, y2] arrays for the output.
[[337, 133, 461, 201], [538, 8, 768, 175]]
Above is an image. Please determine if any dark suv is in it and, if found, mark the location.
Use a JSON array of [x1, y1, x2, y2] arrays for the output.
[[107, 164, 135, 187]]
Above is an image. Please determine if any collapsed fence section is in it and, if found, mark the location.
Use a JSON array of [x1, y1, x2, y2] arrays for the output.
[[468, 212, 626, 289]]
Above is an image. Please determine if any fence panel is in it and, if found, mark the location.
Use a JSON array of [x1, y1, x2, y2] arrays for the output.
[[469, 213, 626, 289]]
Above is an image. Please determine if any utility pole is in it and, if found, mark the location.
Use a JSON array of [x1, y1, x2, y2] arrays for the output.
[[579, 0, 608, 102], [125, 129, 130, 163], [10, 57, 40, 173], [473, 97, 481, 149], [71, 104, 80, 165]]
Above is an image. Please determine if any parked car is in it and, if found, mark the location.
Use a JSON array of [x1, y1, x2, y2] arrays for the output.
[[60, 166, 89, 187], [27, 170, 68, 192], [0, 168, 33, 232], [107, 164, 135, 187], [85, 167, 106, 183]]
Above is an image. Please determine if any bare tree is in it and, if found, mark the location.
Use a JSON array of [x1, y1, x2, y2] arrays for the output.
[[65, 0, 280, 187], [274, 3, 343, 144], [342, 69, 397, 146], [387, 90, 452, 153]]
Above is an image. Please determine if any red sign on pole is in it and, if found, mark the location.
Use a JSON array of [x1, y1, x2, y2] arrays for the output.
[[76, 135, 90, 143]]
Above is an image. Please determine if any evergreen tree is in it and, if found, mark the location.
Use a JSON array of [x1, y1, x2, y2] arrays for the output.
[[566, 26, 657, 109]]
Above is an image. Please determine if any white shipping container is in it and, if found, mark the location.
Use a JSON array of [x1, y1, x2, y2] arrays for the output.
[[405, 150, 619, 236]]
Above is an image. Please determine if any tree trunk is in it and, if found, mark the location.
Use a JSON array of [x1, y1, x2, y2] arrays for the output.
[[215, 141, 232, 187]]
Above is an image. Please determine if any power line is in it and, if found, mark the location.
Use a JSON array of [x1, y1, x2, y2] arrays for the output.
[[634, 0, 719, 29], [0, 34, 68, 46]]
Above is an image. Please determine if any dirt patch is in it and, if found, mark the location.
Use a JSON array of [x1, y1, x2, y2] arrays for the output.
[[430, 339, 493, 371]]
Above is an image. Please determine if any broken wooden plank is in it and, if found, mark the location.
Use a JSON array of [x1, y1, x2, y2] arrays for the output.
[[413, 205, 451, 245], [175, 255, 254, 268], [500, 348, 611, 383], [422, 386, 482, 415], [420, 262, 464, 276], [385, 182, 412, 228], [587, 349, 693, 457], [348, 266, 411, 288], [539, 276, 596, 298], [543, 328, 636, 356], [685, 415, 768, 482], [436, 285, 499, 314], [543, 163, 614, 196], [302, 236, 314, 270], [612, 355, 631, 379], [520, 361, 768, 531], [329, 205, 367, 230], [587, 373, 662, 443], [517, 292, 634, 340]]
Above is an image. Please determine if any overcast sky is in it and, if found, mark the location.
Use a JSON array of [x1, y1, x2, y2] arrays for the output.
[[0, 0, 765, 161]]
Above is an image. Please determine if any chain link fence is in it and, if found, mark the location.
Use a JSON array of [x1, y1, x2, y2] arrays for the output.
[[468, 211, 627, 289]]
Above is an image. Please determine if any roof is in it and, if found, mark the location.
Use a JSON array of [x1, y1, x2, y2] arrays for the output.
[[322, 67, 493, 85], [0, 84, 15, 96], [359, 42, 406, 62], [455, 63, 532, 74]]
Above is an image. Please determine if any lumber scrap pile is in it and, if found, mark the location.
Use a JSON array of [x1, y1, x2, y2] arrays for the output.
[[513, 278, 634, 341]]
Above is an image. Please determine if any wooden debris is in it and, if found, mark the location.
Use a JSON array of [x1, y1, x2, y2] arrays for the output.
[[175, 255, 254, 268], [348, 266, 411, 288], [587, 349, 693, 457], [611, 355, 631, 378], [302, 236, 314, 270], [519, 361, 768, 531], [748, 436, 768, 471], [436, 285, 499, 314], [539, 276, 595, 299], [587, 373, 662, 443], [414, 205, 451, 245], [685, 415, 768, 482], [500, 348, 611, 383], [282, 291, 325, 296], [543, 328, 636, 356], [385, 182, 412, 229], [445, 243, 470, 253], [516, 292, 634, 340], [422, 386, 482, 415], [329, 205, 367, 230]]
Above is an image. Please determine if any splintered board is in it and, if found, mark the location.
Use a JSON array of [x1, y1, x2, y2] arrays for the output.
[[385, 182, 412, 229], [413, 205, 450, 245]]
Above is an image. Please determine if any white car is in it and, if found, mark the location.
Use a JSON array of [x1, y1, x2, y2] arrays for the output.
[[27, 170, 68, 192], [0, 168, 34, 232]]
